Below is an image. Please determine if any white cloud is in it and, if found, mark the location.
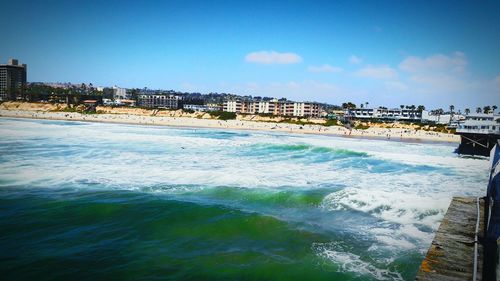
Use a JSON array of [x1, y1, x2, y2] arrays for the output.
[[245, 50, 302, 64], [349, 55, 363, 64], [397, 52, 474, 97], [384, 81, 408, 92], [355, 65, 398, 79], [493, 75, 500, 86], [409, 74, 467, 90], [393, 53, 498, 109], [399, 52, 467, 74], [307, 64, 343, 73], [217, 80, 356, 103], [186, 50, 497, 109], [487, 76, 500, 100]]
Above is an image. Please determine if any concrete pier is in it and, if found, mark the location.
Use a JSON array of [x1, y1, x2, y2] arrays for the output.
[[415, 197, 484, 281]]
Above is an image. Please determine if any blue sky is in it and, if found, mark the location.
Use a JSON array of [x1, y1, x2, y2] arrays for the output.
[[1, 0, 499, 110]]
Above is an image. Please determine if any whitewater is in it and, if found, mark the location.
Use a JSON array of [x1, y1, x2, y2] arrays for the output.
[[0, 117, 489, 281]]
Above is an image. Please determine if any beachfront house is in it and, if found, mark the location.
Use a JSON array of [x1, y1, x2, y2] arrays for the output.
[[112, 86, 128, 100], [223, 99, 322, 117], [457, 114, 500, 135], [456, 113, 500, 155], [102, 98, 114, 106], [345, 107, 423, 121], [102, 98, 136, 107], [82, 100, 98, 112], [183, 104, 221, 112], [138, 94, 182, 109]]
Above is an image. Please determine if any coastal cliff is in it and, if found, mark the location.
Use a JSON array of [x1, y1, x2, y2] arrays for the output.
[[0, 101, 460, 143]]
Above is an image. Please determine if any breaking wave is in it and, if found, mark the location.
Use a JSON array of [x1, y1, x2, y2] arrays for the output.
[[0, 117, 490, 280]]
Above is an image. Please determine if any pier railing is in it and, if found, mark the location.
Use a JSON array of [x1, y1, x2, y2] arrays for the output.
[[416, 141, 499, 280], [483, 140, 500, 280], [456, 128, 500, 135]]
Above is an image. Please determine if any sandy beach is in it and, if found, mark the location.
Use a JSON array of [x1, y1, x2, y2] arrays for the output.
[[0, 108, 460, 143]]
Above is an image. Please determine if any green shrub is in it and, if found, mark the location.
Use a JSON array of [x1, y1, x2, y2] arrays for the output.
[[60, 107, 77, 112], [279, 119, 307, 126], [324, 119, 338, 126], [218, 112, 237, 120], [354, 123, 370, 130], [258, 113, 274, 117], [209, 111, 236, 120]]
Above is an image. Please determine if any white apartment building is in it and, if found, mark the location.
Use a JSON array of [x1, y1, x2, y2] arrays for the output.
[[183, 104, 221, 112], [293, 102, 305, 117], [457, 114, 500, 135], [223, 100, 242, 113], [256, 101, 270, 114], [223, 99, 322, 117], [346, 107, 423, 121], [138, 94, 182, 109], [112, 86, 128, 100]]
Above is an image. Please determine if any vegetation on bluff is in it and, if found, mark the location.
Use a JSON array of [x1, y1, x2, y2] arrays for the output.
[[208, 111, 237, 120]]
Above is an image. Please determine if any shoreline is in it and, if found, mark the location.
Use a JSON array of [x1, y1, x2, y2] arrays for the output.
[[0, 109, 460, 144]]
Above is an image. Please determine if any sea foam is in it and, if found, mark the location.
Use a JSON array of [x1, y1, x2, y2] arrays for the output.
[[0, 117, 489, 280]]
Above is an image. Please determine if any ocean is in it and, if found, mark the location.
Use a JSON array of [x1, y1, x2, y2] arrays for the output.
[[0, 117, 489, 281]]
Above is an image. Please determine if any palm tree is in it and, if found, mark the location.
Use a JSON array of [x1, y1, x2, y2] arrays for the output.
[[493, 105, 498, 113], [365, 102, 369, 109], [417, 105, 425, 112], [342, 102, 356, 109], [360, 103, 364, 109], [465, 108, 470, 115], [400, 105, 405, 110], [476, 107, 482, 114], [484, 106, 491, 114], [435, 108, 443, 123], [448, 105, 455, 125]]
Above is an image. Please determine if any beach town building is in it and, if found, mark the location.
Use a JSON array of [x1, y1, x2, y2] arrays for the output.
[[82, 100, 98, 112], [115, 99, 136, 107], [138, 94, 182, 109], [183, 104, 221, 112], [103, 98, 136, 107], [345, 107, 423, 121], [420, 111, 466, 125], [223, 100, 242, 113], [112, 86, 128, 100], [0, 59, 27, 101], [102, 98, 114, 106], [292, 102, 321, 117], [456, 113, 500, 155], [457, 114, 500, 135], [205, 103, 223, 111], [223, 99, 322, 117]]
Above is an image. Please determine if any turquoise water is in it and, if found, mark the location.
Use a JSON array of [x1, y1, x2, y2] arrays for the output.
[[0, 118, 489, 280]]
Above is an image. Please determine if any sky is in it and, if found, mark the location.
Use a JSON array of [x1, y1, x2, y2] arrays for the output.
[[1, 0, 499, 110]]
